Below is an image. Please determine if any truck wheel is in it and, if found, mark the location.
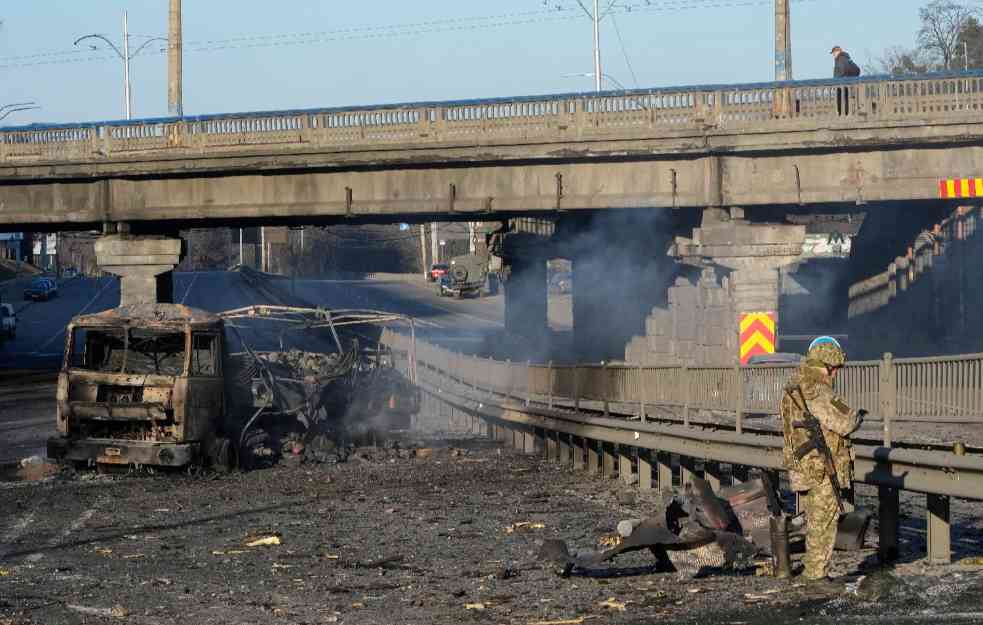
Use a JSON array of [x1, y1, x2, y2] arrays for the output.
[[208, 437, 237, 473]]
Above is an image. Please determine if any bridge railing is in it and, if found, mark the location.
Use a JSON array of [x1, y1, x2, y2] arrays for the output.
[[849, 205, 981, 319], [6, 71, 983, 163], [383, 328, 983, 439]]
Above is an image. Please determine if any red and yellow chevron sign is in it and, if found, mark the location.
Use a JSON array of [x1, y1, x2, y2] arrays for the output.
[[739, 312, 776, 365], [939, 178, 983, 199]]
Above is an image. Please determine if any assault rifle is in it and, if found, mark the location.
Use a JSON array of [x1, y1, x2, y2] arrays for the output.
[[788, 386, 846, 515]]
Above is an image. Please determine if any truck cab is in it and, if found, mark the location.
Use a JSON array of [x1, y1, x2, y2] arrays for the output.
[[48, 304, 228, 469]]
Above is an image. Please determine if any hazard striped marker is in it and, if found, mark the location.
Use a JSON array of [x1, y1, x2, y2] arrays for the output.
[[739, 312, 776, 365], [939, 178, 983, 199]]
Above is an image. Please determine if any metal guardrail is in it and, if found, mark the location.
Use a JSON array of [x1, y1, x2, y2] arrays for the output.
[[5, 71, 983, 163], [381, 329, 983, 565]]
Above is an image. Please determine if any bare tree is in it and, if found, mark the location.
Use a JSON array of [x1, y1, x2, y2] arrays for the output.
[[918, 1, 981, 70], [866, 46, 933, 75]]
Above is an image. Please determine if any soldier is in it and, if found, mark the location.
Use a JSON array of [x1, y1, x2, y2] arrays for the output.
[[779, 336, 864, 584]]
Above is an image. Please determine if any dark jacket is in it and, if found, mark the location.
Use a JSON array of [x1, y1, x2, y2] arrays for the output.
[[834, 52, 861, 78]]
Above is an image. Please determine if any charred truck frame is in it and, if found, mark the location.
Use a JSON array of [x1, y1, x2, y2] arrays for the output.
[[48, 304, 418, 470]]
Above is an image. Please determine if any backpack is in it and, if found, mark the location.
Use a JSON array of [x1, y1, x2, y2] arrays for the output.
[[845, 59, 861, 77]]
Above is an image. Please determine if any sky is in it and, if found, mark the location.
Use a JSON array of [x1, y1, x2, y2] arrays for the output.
[[0, 0, 933, 125]]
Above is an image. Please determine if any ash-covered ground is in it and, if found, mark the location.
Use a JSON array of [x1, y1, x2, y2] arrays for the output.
[[2, 430, 983, 625]]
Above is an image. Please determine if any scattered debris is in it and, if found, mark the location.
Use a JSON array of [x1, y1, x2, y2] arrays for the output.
[[66, 604, 129, 619], [246, 536, 282, 547], [597, 597, 627, 612], [856, 570, 910, 602], [617, 519, 643, 538], [464, 602, 486, 610], [505, 522, 545, 534]]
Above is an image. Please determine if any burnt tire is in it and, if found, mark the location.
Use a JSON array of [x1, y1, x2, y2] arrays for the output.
[[452, 265, 468, 281], [208, 437, 236, 473]]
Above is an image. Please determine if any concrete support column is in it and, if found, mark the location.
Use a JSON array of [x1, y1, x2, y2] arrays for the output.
[[503, 254, 547, 340], [94, 235, 184, 306], [730, 267, 781, 317], [638, 450, 653, 490]]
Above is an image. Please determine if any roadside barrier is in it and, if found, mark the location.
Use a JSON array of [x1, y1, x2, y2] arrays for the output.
[[381, 329, 983, 566]]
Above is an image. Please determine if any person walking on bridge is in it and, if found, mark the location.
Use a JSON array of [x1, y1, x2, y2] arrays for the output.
[[779, 336, 864, 586], [832, 46, 861, 116]]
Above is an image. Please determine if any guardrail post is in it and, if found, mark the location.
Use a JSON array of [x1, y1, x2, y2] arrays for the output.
[[704, 462, 722, 492], [878, 485, 900, 563], [927, 494, 951, 565], [657, 452, 674, 493], [682, 365, 691, 427], [573, 366, 581, 412], [558, 432, 571, 466], [587, 439, 600, 474], [526, 360, 532, 407], [638, 365, 647, 423], [619, 446, 634, 485], [734, 363, 745, 435], [602, 361, 610, 417], [602, 443, 617, 479], [547, 430, 557, 461], [547, 360, 554, 409], [879, 352, 896, 447], [573, 436, 586, 470], [679, 456, 696, 489], [638, 450, 653, 490], [505, 359, 513, 402]]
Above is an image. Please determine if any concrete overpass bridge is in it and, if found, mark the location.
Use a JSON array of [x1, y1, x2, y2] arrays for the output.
[[3, 71, 982, 363]]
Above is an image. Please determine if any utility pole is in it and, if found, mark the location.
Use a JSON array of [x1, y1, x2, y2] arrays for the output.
[[419, 225, 428, 278], [261, 226, 266, 272], [431, 223, 439, 265], [122, 11, 132, 119], [774, 0, 792, 81], [593, 0, 602, 92], [168, 0, 183, 116]]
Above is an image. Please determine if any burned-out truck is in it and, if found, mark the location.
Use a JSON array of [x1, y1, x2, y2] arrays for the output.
[[47, 303, 419, 470]]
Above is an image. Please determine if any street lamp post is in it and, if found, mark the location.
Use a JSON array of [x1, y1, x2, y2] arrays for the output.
[[592, 0, 602, 93], [562, 72, 627, 91], [74, 11, 167, 120], [0, 102, 40, 122]]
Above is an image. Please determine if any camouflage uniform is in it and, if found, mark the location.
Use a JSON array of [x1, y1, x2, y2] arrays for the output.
[[779, 342, 861, 580]]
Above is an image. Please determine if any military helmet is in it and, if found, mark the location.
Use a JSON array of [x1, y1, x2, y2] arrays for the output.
[[807, 336, 846, 368]]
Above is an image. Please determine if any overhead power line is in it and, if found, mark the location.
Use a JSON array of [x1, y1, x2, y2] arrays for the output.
[[0, 0, 818, 71]]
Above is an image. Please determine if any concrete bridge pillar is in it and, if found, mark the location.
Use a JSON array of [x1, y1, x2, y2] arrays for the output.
[[670, 208, 806, 364], [94, 235, 184, 306], [503, 254, 548, 341]]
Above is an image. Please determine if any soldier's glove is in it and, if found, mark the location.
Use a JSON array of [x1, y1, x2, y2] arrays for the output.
[[856, 409, 869, 428]]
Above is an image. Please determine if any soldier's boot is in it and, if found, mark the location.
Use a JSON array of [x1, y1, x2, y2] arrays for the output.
[[770, 514, 793, 579]]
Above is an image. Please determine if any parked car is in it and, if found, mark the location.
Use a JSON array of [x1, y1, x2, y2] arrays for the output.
[[62, 268, 78, 279], [0, 303, 15, 339], [23, 277, 57, 301], [428, 263, 450, 283]]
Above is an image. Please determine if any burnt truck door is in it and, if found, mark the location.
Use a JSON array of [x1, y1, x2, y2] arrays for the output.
[[180, 329, 225, 444]]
